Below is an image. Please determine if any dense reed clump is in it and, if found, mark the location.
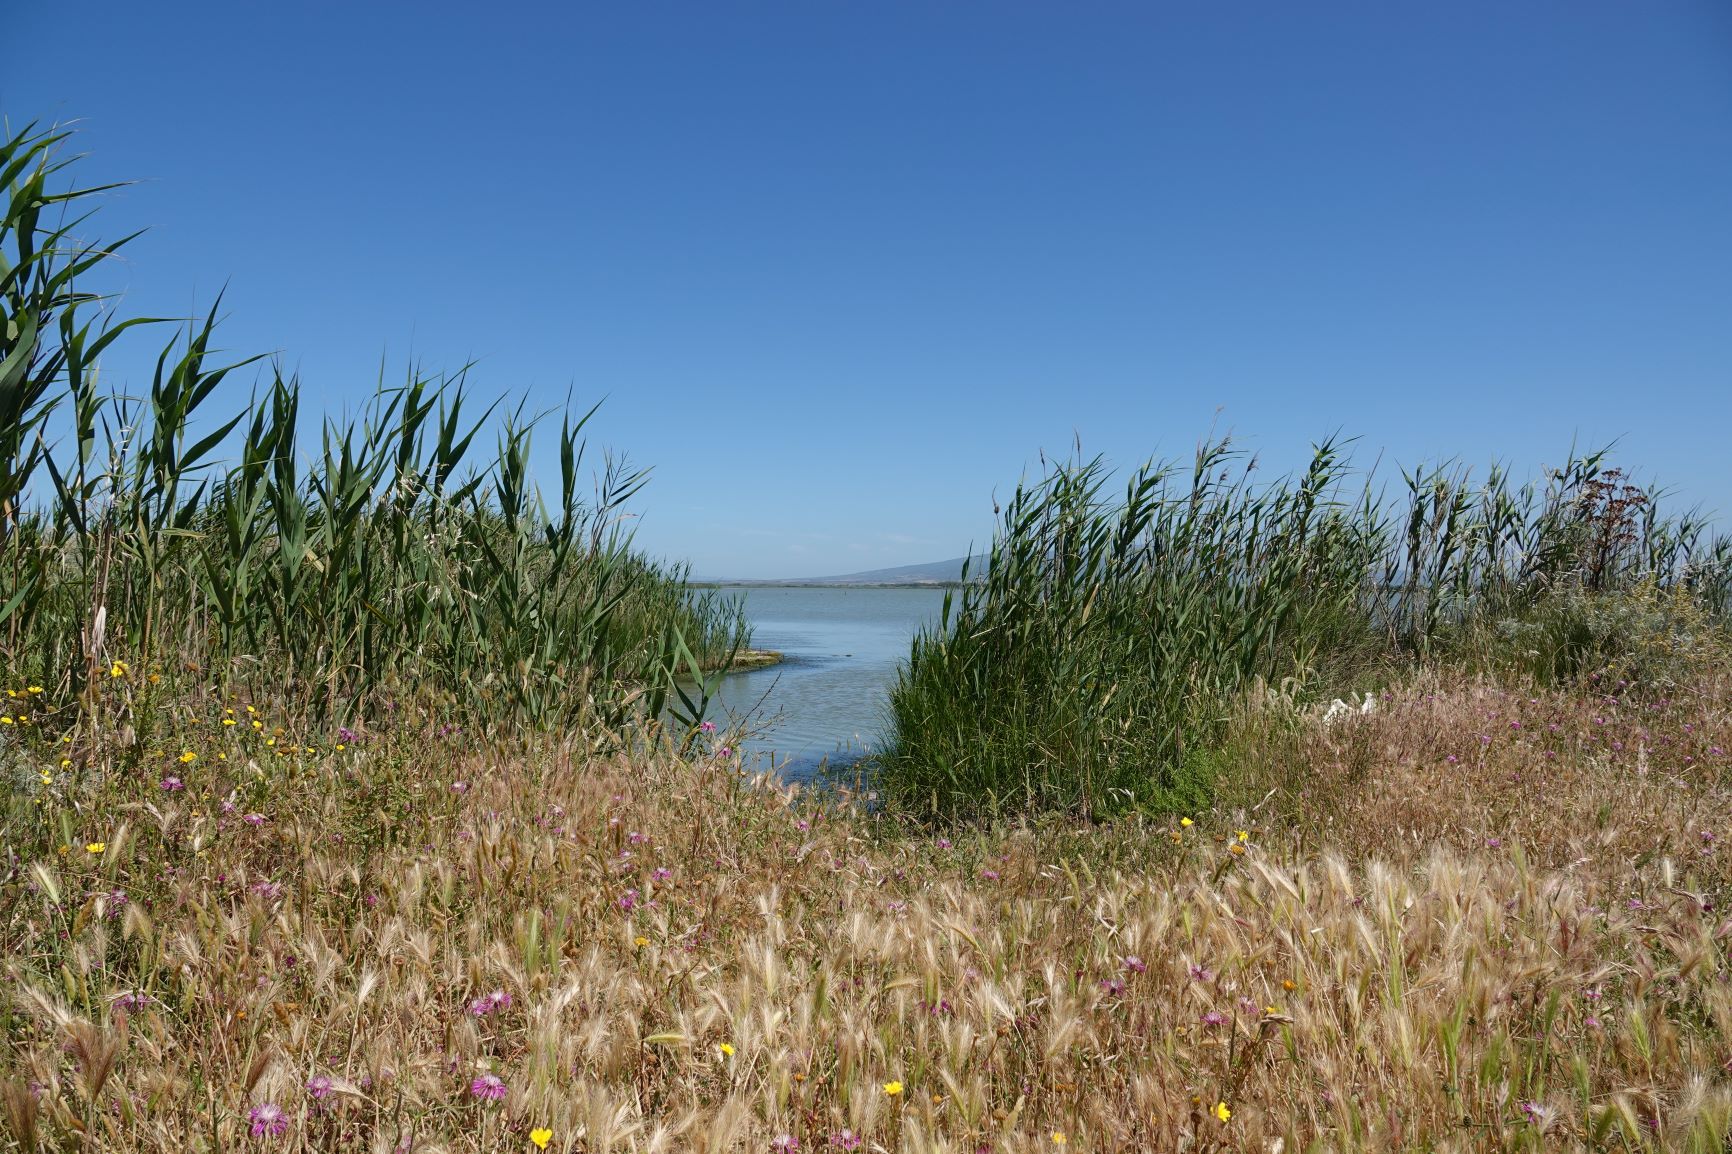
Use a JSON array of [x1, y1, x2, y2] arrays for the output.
[[0, 124, 744, 739], [4, 662, 1731, 1151], [882, 440, 1730, 817]]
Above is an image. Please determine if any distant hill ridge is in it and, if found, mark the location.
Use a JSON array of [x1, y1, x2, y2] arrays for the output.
[[707, 555, 986, 587]]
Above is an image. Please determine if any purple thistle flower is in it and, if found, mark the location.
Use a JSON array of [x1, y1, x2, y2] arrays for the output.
[[1200, 1010, 1228, 1027], [243, 812, 267, 826], [248, 1102, 289, 1138], [468, 989, 510, 1016], [159, 775, 184, 791], [306, 1075, 334, 1100], [469, 1073, 507, 1100], [618, 889, 638, 912], [829, 1132, 862, 1150], [699, 720, 717, 734], [1186, 963, 1211, 982], [652, 867, 673, 883], [772, 1137, 800, 1151], [337, 726, 358, 744]]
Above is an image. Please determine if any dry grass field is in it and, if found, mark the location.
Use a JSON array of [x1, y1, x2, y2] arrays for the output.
[[4, 664, 1730, 1153]]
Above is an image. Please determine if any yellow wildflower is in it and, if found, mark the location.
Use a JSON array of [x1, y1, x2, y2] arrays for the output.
[[27, 686, 41, 694], [1213, 1102, 1231, 1122], [85, 842, 105, 854], [530, 1129, 553, 1150], [222, 719, 237, 726], [718, 1043, 734, 1057], [634, 936, 650, 947], [1052, 1134, 1067, 1145], [1236, 830, 1249, 843], [109, 661, 127, 678], [883, 1081, 904, 1096], [1180, 817, 1193, 828], [180, 751, 197, 763]]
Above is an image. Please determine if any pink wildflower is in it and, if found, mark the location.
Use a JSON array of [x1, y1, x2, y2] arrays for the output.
[[248, 1102, 289, 1138], [470, 1073, 507, 1100]]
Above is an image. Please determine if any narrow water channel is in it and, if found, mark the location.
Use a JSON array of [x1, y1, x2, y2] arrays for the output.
[[703, 586, 948, 781]]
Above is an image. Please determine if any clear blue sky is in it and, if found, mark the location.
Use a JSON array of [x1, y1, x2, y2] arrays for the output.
[[9, 2, 1731, 578]]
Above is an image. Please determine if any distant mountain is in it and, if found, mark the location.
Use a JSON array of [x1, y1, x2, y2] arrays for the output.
[[706, 555, 986, 587]]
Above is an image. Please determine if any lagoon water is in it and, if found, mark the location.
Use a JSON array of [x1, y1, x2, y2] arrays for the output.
[[707, 586, 948, 780]]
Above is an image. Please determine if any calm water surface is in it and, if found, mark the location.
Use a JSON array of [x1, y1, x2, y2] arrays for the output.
[[708, 586, 947, 780]]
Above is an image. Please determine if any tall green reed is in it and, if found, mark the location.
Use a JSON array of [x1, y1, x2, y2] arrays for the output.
[[0, 123, 743, 739], [883, 438, 1730, 818]]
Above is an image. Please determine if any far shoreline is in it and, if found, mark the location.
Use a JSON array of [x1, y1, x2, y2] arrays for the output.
[[693, 581, 967, 590]]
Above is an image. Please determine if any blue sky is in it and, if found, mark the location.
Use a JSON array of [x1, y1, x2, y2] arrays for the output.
[[8, 2, 1731, 578]]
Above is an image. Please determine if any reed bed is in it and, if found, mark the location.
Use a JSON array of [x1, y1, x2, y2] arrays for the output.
[[4, 664, 1732, 1151], [883, 441, 1731, 817], [0, 123, 744, 740], [10, 117, 1732, 1153]]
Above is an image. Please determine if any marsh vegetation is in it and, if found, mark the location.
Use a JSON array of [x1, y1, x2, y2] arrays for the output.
[[4, 124, 1732, 1153]]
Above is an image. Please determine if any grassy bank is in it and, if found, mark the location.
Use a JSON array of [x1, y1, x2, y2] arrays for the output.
[[882, 442, 1731, 818], [10, 117, 1732, 1154], [4, 662, 1732, 1151]]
